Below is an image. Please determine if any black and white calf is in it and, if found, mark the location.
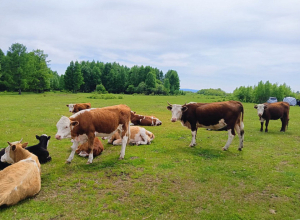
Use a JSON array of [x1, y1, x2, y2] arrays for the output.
[[26, 134, 52, 164]]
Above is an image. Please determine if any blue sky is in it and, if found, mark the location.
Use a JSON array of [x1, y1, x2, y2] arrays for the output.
[[1, 0, 299, 93]]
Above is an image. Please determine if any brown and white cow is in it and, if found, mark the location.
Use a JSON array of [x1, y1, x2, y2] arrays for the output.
[[167, 101, 244, 151], [0, 142, 41, 206], [130, 111, 162, 126], [254, 101, 290, 132], [67, 103, 91, 114], [75, 137, 104, 158], [105, 126, 155, 146], [55, 104, 131, 164]]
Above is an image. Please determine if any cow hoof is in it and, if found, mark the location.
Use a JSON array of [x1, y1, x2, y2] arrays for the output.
[[86, 162, 92, 164], [118, 157, 124, 160], [222, 147, 227, 151], [66, 160, 71, 164], [238, 148, 242, 151]]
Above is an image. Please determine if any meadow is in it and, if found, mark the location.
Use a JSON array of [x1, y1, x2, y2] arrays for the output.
[[0, 92, 299, 220]]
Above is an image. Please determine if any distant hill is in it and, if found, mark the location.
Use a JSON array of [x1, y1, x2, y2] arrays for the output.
[[180, 88, 198, 93]]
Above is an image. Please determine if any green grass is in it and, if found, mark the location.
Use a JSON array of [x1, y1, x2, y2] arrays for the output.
[[0, 92, 300, 219]]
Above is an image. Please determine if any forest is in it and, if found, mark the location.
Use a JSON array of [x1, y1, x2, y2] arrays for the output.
[[0, 43, 180, 95], [0, 43, 299, 102]]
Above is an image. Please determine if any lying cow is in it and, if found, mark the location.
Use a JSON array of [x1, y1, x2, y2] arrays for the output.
[[67, 103, 91, 114], [167, 101, 244, 151], [0, 142, 41, 206], [55, 104, 131, 164], [105, 126, 155, 146], [254, 101, 290, 132], [75, 137, 104, 157], [0, 138, 23, 170], [25, 134, 51, 164], [130, 111, 162, 126]]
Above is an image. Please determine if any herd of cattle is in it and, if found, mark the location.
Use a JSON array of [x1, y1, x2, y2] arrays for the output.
[[0, 100, 291, 206]]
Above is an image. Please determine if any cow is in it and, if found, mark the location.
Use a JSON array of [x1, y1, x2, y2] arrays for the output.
[[130, 111, 162, 126], [167, 101, 244, 151], [0, 138, 23, 170], [0, 142, 41, 206], [254, 101, 290, 132], [55, 104, 131, 164], [105, 126, 155, 146], [67, 103, 91, 114], [75, 137, 104, 158], [25, 134, 51, 164]]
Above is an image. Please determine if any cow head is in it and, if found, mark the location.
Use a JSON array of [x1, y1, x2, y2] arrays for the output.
[[155, 118, 162, 126], [254, 104, 267, 119], [1, 142, 28, 164], [55, 116, 73, 140], [167, 102, 188, 122], [66, 104, 75, 113]]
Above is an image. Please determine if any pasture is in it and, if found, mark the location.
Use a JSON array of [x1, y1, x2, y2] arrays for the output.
[[0, 92, 300, 219]]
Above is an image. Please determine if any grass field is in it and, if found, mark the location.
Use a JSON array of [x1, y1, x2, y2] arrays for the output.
[[0, 92, 300, 219]]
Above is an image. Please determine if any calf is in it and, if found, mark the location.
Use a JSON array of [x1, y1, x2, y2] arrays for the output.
[[55, 104, 131, 164], [75, 137, 104, 157], [0, 142, 41, 206], [130, 111, 162, 126], [67, 103, 91, 114], [254, 101, 290, 132], [0, 138, 23, 170], [26, 134, 51, 164], [105, 126, 155, 146], [167, 101, 244, 151]]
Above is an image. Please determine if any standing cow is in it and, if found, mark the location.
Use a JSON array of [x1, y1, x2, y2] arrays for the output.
[[254, 101, 290, 132], [55, 104, 131, 164], [67, 103, 91, 114], [167, 101, 244, 151]]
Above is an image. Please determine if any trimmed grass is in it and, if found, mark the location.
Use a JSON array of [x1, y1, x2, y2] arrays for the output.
[[0, 92, 300, 219]]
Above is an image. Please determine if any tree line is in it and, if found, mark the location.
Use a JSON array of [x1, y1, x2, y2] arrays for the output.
[[0, 43, 181, 95]]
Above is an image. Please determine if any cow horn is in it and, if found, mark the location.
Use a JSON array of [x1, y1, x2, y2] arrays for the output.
[[167, 102, 172, 106]]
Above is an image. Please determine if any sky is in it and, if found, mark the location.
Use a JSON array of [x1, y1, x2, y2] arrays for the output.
[[1, 0, 300, 93]]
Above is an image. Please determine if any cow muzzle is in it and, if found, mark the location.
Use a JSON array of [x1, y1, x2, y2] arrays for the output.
[[55, 134, 61, 140], [171, 118, 177, 122]]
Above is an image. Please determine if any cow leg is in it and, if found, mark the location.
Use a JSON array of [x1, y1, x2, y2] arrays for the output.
[[112, 139, 122, 145], [137, 130, 148, 145], [87, 135, 95, 164], [260, 118, 265, 132], [189, 128, 197, 147], [280, 117, 288, 132], [222, 129, 235, 151], [119, 135, 128, 159], [66, 140, 79, 163], [265, 120, 269, 132], [235, 122, 244, 151]]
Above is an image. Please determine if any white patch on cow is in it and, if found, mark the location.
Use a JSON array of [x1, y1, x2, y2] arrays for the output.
[[55, 116, 71, 140], [197, 119, 227, 130], [187, 102, 197, 104], [70, 108, 95, 118], [67, 104, 75, 112], [140, 119, 142, 123], [155, 119, 162, 125], [255, 104, 265, 118], [223, 129, 235, 150], [21, 157, 40, 172], [14, 186, 18, 191], [168, 104, 184, 122], [1, 146, 14, 164]]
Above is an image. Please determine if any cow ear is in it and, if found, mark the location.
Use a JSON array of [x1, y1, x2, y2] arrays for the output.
[[48, 136, 51, 140], [36, 135, 40, 140], [70, 121, 79, 127], [264, 105, 267, 109], [22, 142, 29, 148], [66, 104, 69, 107], [182, 106, 188, 112], [254, 105, 258, 109], [167, 106, 172, 111]]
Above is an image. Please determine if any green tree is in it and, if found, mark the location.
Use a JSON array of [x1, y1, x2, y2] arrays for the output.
[[163, 78, 170, 95], [165, 70, 180, 94], [64, 61, 83, 93], [145, 70, 156, 93]]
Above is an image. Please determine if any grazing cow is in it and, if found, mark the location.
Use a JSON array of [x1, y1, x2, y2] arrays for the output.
[[254, 101, 290, 132], [130, 111, 162, 126], [0, 142, 41, 206], [25, 134, 51, 164], [105, 126, 155, 146], [67, 103, 91, 114], [0, 138, 23, 170], [167, 101, 244, 151], [75, 137, 104, 157], [55, 104, 131, 164]]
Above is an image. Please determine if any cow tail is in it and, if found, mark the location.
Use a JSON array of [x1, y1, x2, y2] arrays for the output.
[[241, 104, 244, 122], [127, 118, 131, 144]]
